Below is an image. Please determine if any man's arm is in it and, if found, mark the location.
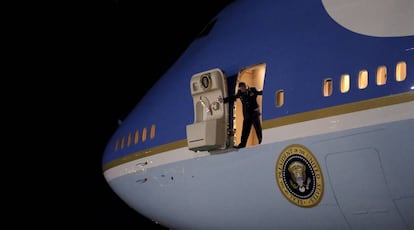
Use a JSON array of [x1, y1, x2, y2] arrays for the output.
[[220, 89, 243, 103], [222, 94, 236, 103]]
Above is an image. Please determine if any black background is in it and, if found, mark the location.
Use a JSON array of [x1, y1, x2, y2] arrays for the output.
[[58, 0, 234, 228]]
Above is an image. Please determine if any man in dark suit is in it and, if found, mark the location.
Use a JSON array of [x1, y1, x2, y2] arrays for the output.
[[223, 82, 263, 148]]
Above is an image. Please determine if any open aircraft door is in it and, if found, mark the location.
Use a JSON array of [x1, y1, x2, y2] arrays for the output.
[[186, 68, 230, 152]]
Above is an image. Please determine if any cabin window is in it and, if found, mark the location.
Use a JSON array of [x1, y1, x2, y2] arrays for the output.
[[115, 138, 119, 151], [275, 90, 284, 107], [340, 74, 350, 93], [127, 133, 132, 147], [396, 61, 406, 82], [150, 124, 156, 139], [323, 78, 333, 97], [134, 130, 139, 144], [376, 66, 387, 85], [121, 136, 125, 149], [142, 128, 147, 142], [358, 70, 368, 89]]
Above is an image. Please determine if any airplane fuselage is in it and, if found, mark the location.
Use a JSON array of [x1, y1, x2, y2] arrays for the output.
[[102, 0, 414, 229]]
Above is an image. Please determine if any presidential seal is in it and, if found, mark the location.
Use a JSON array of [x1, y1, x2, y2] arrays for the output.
[[275, 144, 323, 207]]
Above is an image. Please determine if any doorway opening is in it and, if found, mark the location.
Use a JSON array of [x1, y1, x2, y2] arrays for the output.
[[233, 63, 266, 148]]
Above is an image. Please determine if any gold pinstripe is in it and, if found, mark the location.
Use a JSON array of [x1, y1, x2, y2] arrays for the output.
[[103, 91, 414, 172]]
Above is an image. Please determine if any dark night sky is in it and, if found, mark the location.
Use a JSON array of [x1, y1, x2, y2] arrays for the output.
[[63, 1, 233, 228]]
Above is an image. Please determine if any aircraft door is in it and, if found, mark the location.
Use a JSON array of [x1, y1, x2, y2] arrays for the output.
[[186, 68, 229, 152]]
